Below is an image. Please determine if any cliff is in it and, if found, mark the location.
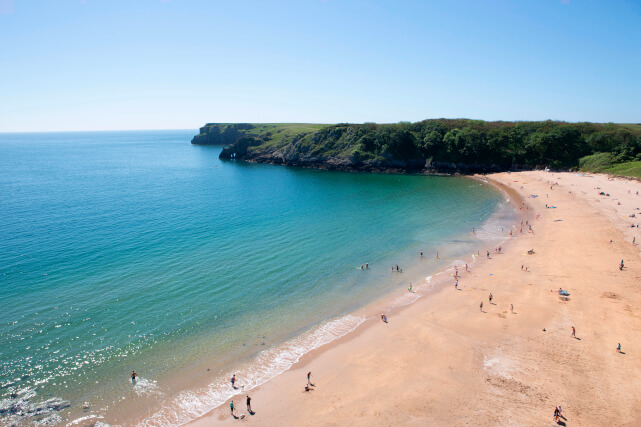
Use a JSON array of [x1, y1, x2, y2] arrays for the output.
[[191, 120, 641, 174], [191, 123, 254, 145]]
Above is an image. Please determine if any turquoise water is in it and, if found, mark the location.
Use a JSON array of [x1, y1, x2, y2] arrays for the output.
[[0, 131, 513, 425]]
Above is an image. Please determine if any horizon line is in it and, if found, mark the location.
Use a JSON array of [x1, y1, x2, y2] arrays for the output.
[[1, 119, 639, 134]]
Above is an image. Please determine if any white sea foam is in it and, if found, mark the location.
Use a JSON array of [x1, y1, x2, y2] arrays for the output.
[[66, 414, 105, 426], [132, 377, 162, 397], [138, 314, 366, 426], [474, 200, 519, 242]]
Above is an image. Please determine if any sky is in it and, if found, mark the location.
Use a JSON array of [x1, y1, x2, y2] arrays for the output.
[[0, 0, 640, 132]]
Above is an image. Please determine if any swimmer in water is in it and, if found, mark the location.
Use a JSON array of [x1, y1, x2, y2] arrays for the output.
[[131, 371, 137, 384]]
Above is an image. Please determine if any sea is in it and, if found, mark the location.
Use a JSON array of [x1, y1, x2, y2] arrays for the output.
[[0, 130, 518, 426]]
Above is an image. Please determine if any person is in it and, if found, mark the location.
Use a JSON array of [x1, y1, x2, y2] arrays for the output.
[[571, 326, 576, 338], [554, 406, 560, 422], [486, 251, 490, 259], [420, 250, 423, 257], [465, 263, 468, 272], [455, 279, 458, 290], [230, 400, 235, 416], [231, 374, 236, 388], [360, 264, 364, 270], [365, 263, 368, 269], [307, 371, 313, 386], [131, 370, 137, 384], [408, 284, 412, 293], [510, 304, 514, 314], [480, 301, 483, 311], [521, 264, 524, 270], [381, 314, 387, 323], [617, 343, 621, 353], [489, 293, 493, 304], [246, 395, 252, 413]]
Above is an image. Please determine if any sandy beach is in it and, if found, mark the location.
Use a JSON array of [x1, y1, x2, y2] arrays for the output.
[[190, 171, 641, 426]]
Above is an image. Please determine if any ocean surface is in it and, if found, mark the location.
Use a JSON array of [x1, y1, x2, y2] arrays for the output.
[[0, 130, 516, 426]]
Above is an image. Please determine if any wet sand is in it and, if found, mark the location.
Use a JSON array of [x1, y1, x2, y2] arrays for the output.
[[190, 171, 641, 426]]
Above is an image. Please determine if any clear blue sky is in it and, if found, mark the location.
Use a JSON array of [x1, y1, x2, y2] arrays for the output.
[[1, 0, 640, 132]]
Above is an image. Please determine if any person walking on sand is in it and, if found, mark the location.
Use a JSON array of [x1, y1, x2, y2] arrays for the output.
[[480, 301, 483, 311], [231, 374, 236, 388], [465, 263, 468, 272], [617, 343, 621, 353], [246, 395, 252, 413], [455, 279, 458, 290], [230, 400, 235, 416], [307, 371, 313, 386], [571, 326, 576, 338], [510, 304, 513, 314], [489, 293, 493, 304]]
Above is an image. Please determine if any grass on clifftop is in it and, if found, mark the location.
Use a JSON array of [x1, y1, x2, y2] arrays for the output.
[[600, 161, 641, 179], [247, 123, 328, 146], [580, 153, 641, 179]]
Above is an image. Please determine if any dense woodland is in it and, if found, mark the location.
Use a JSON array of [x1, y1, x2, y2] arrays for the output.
[[193, 120, 641, 173], [315, 120, 641, 169]]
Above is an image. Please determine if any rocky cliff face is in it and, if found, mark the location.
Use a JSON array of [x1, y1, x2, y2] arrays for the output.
[[191, 123, 254, 145], [195, 123, 506, 174]]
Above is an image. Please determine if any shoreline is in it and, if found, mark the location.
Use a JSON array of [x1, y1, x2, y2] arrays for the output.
[[128, 177, 518, 426], [188, 171, 641, 426], [182, 175, 529, 426]]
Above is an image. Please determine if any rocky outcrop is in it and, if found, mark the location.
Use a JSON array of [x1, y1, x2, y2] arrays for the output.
[[193, 123, 521, 174], [191, 123, 254, 145]]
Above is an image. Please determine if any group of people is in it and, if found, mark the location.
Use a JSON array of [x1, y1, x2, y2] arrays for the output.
[[228, 371, 320, 417], [229, 374, 254, 418]]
